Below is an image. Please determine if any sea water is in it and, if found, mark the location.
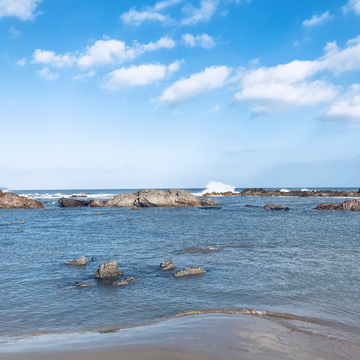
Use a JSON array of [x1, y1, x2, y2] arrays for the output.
[[0, 186, 359, 341]]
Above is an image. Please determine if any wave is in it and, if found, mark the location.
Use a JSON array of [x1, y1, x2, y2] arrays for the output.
[[175, 246, 223, 255], [193, 181, 237, 196], [19, 193, 116, 200]]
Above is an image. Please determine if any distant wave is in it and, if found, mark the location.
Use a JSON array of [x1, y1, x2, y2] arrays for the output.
[[19, 193, 116, 200], [280, 188, 310, 192], [192, 181, 237, 196]]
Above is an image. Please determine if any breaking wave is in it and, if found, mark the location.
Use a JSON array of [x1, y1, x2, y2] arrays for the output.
[[19, 193, 116, 200], [192, 181, 237, 196]]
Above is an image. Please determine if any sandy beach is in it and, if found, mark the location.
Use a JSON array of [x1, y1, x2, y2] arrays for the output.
[[1, 313, 359, 360]]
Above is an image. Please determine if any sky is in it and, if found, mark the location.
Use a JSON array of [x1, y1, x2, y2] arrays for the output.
[[1, 0, 360, 190]]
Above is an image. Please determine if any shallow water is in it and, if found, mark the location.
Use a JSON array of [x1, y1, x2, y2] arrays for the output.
[[0, 188, 359, 340]]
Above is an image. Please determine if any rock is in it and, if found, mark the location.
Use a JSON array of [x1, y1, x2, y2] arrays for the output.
[[58, 198, 91, 207], [71, 195, 87, 198], [264, 204, 289, 211], [72, 282, 93, 287], [55, 225, 58, 227], [19, 230, 23, 233], [0, 190, 44, 209], [106, 193, 139, 207], [173, 266, 206, 278], [112, 277, 135, 286], [160, 259, 175, 271], [90, 198, 106, 207], [199, 206, 222, 209], [245, 204, 252, 207], [66, 256, 87, 266], [94, 212, 101, 215], [314, 199, 360, 211], [94, 260, 124, 278], [18, 221, 24, 224], [8, 222, 12, 225]]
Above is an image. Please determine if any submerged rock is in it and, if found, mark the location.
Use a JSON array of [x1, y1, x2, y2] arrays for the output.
[[18, 221, 25, 224], [160, 259, 175, 271], [95, 260, 124, 278], [8, 222, 12, 225], [314, 199, 360, 211], [66, 256, 86, 266], [112, 277, 135, 286], [19, 230, 23, 233], [94, 212, 101, 215], [72, 282, 93, 287], [173, 266, 206, 278], [0, 190, 44, 209], [263, 204, 289, 211]]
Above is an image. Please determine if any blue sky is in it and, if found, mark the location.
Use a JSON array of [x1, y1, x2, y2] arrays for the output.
[[1, 0, 360, 189]]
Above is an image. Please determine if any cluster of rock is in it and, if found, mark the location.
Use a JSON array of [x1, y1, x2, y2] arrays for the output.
[[59, 189, 218, 208], [314, 199, 360, 211], [263, 204, 289, 211], [203, 188, 360, 198], [66, 257, 206, 289], [0, 190, 43, 209]]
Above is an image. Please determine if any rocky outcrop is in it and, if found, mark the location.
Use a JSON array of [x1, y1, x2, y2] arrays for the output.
[[0, 190, 44, 209], [58, 198, 106, 207], [160, 259, 175, 271], [66, 256, 86, 265], [173, 266, 206, 278], [314, 199, 360, 211], [112, 277, 135, 286], [264, 204, 289, 211], [94, 260, 124, 278], [106, 189, 218, 208], [203, 188, 360, 198]]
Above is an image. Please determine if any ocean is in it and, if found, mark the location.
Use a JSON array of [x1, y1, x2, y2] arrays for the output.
[[0, 186, 359, 344]]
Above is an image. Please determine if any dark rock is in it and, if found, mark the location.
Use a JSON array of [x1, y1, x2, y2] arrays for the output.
[[66, 256, 86, 266], [0, 190, 44, 209], [173, 266, 206, 278], [314, 199, 360, 211], [160, 259, 175, 271], [19, 230, 23, 233], [263, 204, 289, 211], [245, 204, 252, 207], [58, 197, 106, 208], [112, 277, 135, 286], [94, 260, 124, 278], [199, 206, 222, 209], [71, 195, 87, 198]]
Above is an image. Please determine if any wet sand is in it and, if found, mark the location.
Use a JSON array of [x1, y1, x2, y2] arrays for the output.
[[1, 314, 359, 360]]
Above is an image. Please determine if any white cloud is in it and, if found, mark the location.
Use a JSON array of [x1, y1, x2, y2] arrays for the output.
[[303, 11, 334, 27], [103, 61, 181, 90], [32, 49, 76, 67], [17, 58, 26, 66], [233, 36, 360, 114], [32, 36, 175, 69], [0, 0, 41, 20], [211, 104, 221, 112], [321, 84, 360, 121], [167, 59, 183, 73], [121, 0, 183, 25], [181, 0, 218, 25], [36, 67, 58, 81], [343, 0, 360, 14], [182, 33, 215, 48], [158, 65, 231, 104], [72, 71, 96, 80]]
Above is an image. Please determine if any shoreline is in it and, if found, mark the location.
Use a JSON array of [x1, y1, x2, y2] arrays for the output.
[[1, 313, 359, 360]]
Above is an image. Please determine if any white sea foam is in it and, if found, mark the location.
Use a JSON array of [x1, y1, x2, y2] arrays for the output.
[[280, 189, 290, 192], [301, 188, 310, 192], [19, 193, 116, 200], [199, 181, 237, 196]]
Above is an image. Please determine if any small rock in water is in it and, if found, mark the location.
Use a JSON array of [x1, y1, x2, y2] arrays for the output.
[[263, 204, 289, 211], [112, 277, 135, 286], [18, 221, 24, 224], [95, 260, 124, 278], [72, 282, 93, 288], [94, 212, 101, 215], [55, 224, 58, 227], [160, 259, 175, 271], [66, 256, 87, 266], [19, 230, 23, 233], [245, 204, 252, 207], [8, 222, 12, 225], [173, 266, 206, 278]]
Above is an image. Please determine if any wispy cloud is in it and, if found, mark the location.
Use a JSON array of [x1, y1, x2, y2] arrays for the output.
[[210, 104, 221, 112], [343, 0, 360, 15], [181, 0, 218, 25], [36, 67, 58, 81], [16, 58, 26, 66], [182, 33, 215, 48], [8, 26, 22, 38], [303, 11, 334, 27]]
